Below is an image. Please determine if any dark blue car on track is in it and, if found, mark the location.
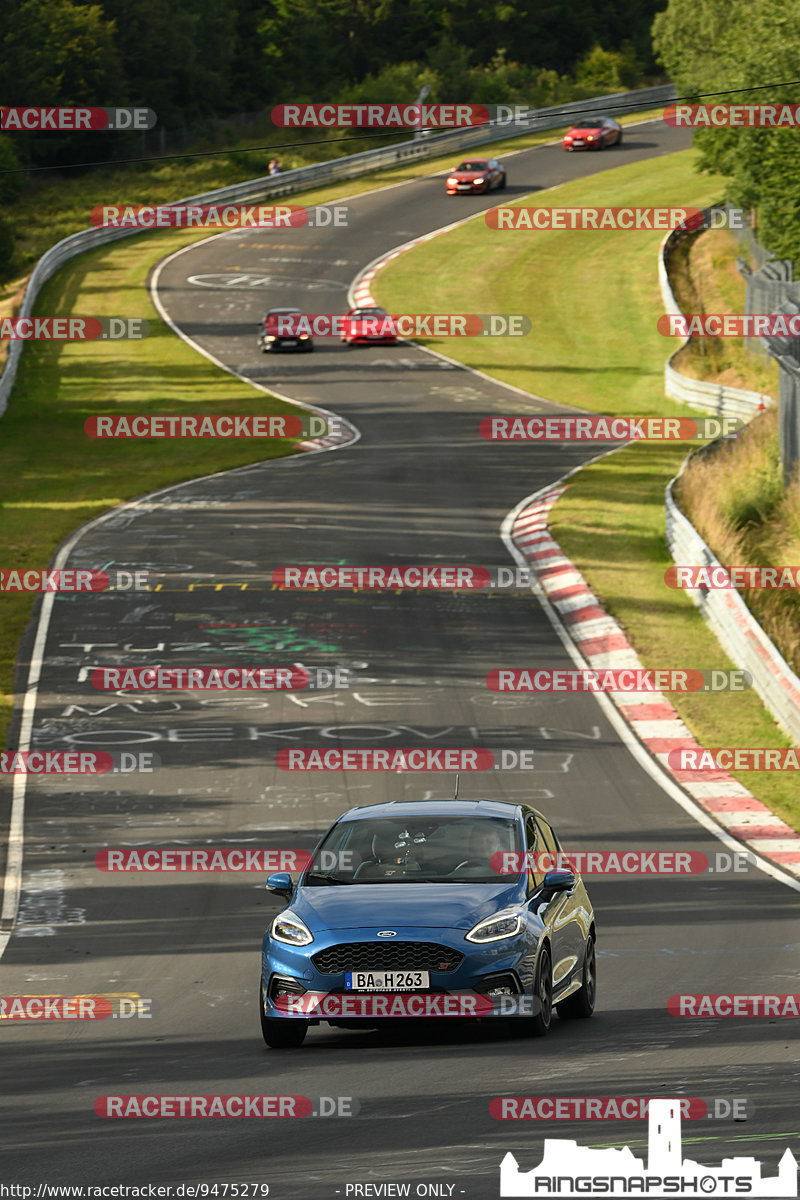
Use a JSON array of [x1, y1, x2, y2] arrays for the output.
[[259, 799, 596, 1048]]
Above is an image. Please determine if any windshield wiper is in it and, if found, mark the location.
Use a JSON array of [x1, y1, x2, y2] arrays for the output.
[[304, 872, 351, 885]]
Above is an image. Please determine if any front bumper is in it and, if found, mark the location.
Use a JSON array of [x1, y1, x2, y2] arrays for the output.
[[261, 925, 536, 1021]]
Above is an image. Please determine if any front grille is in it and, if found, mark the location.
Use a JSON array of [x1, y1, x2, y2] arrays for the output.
[[312, 942, 464, 975]]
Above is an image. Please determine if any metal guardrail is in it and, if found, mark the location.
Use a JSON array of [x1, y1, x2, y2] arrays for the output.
[[0, 82, 676, 419], [665, 460, 800, 743], [658, 208, 771, 420]]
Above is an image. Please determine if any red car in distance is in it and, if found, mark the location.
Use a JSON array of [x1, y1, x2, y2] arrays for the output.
[[446, 157, 506, 195], [562, 116, 622, 151], [342, 306, 398, 346]]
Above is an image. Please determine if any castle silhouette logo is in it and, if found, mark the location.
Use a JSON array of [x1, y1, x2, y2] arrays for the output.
[[500, 1098, 797, 1197]]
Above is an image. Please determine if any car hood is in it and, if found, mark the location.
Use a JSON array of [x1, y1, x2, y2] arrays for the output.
[[292, 881, 521, 932], [450, 170, 487, 179], [567, 127, 602, 136]]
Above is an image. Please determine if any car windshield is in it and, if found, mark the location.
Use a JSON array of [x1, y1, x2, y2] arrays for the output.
[[303, 815, 521, 884], [456, 162, 487, 171], [352, 308, 386, 317]]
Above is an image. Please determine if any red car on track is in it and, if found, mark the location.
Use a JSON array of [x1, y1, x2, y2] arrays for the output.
[[563, 117, 622, 151], [342, 306, 398, 346], [446, 157, 506, 195]]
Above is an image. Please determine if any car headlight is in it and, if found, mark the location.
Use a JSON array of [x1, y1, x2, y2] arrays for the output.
[[473, 177, 485, 185], [466, 910, 524, 943], [270, 912, 314, 946], [299, 334, 309, 339], [447, 177, 458, 184], [264, 334, 275, 341], [586, 136, 594, 141]]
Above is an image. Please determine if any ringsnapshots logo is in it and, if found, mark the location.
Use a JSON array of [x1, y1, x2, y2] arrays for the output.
[[84, 414, 328, 439], [499, 1098, 797, 1197], [486, 207, 702, 231], [0, 317, 148, 340], [480, 415, 742, 441], [91, 204, 351, 230], [1, 107, 156, 131]]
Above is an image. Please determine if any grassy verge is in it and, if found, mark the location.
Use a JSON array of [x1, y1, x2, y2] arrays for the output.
[[374, 147, 800, 832], [0, 227, 310, 745], [669, 227, 779, 395]]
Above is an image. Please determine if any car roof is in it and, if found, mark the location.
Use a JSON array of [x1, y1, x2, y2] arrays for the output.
[[336, 799, 540, 822], [266, 306, 302, 315]]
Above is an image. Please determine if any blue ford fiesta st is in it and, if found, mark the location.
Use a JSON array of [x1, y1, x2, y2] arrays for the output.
[[259, 799, 596, 1048]]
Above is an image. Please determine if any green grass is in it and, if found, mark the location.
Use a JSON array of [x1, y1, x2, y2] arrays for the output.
[[374, 147, 800, 833], [0, 227, 309, 743]]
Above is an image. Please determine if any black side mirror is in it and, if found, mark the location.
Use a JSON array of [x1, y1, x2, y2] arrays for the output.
[[536, 868, 576, 902]]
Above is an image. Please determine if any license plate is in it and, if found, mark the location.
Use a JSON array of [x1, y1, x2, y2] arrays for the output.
[[457, 184, 471, 189], [573, 140, 584, 146], [282, 338, 298, 346], [344, 970, 430, 990]]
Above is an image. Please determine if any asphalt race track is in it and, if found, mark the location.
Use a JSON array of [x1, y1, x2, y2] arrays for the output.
[[2, 121, 800, 1198]]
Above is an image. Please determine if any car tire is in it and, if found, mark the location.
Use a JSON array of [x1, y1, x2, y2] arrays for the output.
[[498, 173, 507, 189], [616, 131, 623, 146], [260, 981, 308, 1048], [556, 933, 596, 1019], [527, 944, 553, 1037]]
